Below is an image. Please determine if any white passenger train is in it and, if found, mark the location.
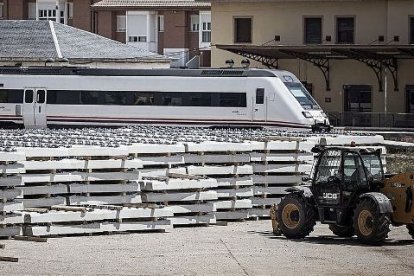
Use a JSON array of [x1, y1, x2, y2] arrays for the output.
[[0, 67, 330, 130]]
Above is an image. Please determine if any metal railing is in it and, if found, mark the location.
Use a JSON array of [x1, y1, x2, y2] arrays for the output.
[[327, 112, 414, 128]]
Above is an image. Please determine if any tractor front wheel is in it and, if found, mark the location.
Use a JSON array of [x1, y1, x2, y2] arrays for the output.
[[329, 224, 355, 237], [353, 199, 390, 245], [407, 224, 414, 239], [276, 194, 316, 239]]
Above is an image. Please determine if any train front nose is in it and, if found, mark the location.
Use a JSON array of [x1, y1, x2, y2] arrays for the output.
[[306, 110, 331, 132]]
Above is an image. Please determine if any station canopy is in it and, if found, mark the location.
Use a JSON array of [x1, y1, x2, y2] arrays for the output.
[[216, 44, 414, 91]]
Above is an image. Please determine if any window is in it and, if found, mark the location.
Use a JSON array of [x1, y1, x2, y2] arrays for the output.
[[67, 2, 73, 19], [190, 15, 199, 31], [202, 22, 211, 43], [337, 17, 355, 44], [25, 90, 34, 103], [158, 15, 164, 32], [343, 152, 367, 190], [304, 17, 322, 44], [284, 82, 319, 110], [60, 10, 65, 24], [37, 90, 46, 104], [256, 88, 264, 104], [0, 3, 4, 19], [410, 17, 414, 44], [46, 90, 247, 107], [128, 36, 147, 42], [117, 15, 126, 32], [234, 17, 252, 43], [344, 85, 372, 112], [39, 9, 57, 21], [0, 89, 24, 103], [315, 149, 341, 183]]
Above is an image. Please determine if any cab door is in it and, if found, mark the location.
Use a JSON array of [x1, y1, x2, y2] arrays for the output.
[[23, 88, 47, 128], [313, 149, 342, 206], [253, 88, 266, 121]]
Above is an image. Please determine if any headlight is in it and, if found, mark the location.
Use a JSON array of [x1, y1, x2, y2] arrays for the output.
[[302, 111, 312, 118]]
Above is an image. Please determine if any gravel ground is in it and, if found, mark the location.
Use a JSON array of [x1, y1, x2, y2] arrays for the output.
[[1, 221, 413, 276]]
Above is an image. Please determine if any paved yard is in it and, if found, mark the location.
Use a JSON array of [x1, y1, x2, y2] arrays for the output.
[[1, 221, 413, 275]]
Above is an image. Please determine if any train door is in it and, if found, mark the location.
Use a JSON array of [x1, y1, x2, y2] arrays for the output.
[[253, 88, 266, 121], [23, 88, 47, 128]]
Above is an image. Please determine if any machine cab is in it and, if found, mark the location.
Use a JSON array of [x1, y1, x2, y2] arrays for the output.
[[310, 147, 383, 223]]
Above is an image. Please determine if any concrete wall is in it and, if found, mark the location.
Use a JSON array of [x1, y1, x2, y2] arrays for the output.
[[210, 0, 414, 113]]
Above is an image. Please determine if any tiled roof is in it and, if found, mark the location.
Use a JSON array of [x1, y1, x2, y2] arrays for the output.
[[92, 0, 210, 8], [0, 21, 58, 59], [0, 20, 169, 62]]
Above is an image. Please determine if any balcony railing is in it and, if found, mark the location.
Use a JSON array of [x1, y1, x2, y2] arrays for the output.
[[327, 112, 414, 128]]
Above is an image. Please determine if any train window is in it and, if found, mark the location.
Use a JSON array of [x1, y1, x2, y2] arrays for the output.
[[218, 93, 246, 107], [256, 88, 264, 104], [25, 90, 34, 103], [283, 82, 319, 110], [134, 92, 154, 105], [37, 90, 46, 104], [0, 90, 7, 103], [81, 91, 101, 105], [47, 90, 81, 104], [190, 94, 212, 106], [159, 93, 183, 106], [7, 90, 24, 103], [40, 90, 246, 107]]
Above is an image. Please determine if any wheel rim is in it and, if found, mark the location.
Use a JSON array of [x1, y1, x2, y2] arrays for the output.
[[358, 210, 374, 236], [282, 203, 300, 229]]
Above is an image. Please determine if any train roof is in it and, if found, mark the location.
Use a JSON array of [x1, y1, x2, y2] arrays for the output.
[[0, 67, 291, 78]]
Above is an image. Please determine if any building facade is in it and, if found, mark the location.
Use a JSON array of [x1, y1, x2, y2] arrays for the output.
[[208, 0, 414, 127], [0, 0, 99, 31], [91, 0, 211, 67], [0, 0, 212, 68]]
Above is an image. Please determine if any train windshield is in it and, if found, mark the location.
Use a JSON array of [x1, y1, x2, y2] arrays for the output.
[[284, 82, 319, 110]]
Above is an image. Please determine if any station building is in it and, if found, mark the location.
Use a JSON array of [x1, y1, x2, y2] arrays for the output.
[[206, 0, 414, 127], [0, 0, 211, 67]]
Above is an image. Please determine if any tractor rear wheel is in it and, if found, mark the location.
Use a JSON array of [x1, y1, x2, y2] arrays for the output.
[[353, 199, 390, 245], [407, 224, 414, 239], [328, 224, 355, 237], [276, 194, 316, 239]]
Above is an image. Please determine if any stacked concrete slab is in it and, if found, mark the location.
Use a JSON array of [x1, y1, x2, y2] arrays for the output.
[[20, 205, 172, 237], [0, 126, 386, 237], [140, 177, 218, 226], [0, 151, 25, 237]]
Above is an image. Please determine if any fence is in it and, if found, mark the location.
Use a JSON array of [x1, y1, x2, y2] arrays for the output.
[[327, 112, 414, 128]]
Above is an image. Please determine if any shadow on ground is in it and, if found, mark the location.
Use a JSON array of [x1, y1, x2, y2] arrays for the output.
[[247, 230, 414, 247]]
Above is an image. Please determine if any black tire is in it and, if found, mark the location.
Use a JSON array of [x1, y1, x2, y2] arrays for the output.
[[328, 224, 355, 237], [276, 194, 316, 239], [353, 199, 391, 245], [407, 224, 414, 239]]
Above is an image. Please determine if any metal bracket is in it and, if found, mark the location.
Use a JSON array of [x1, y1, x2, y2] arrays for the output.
[[332, 49, 399, 91], [280, 50, 330, 91]]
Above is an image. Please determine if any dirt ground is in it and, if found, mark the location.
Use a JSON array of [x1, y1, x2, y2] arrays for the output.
[[1, 221, 413, 276]]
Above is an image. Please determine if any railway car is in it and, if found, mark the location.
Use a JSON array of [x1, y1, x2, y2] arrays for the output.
[[0, 67, 330, 130]]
